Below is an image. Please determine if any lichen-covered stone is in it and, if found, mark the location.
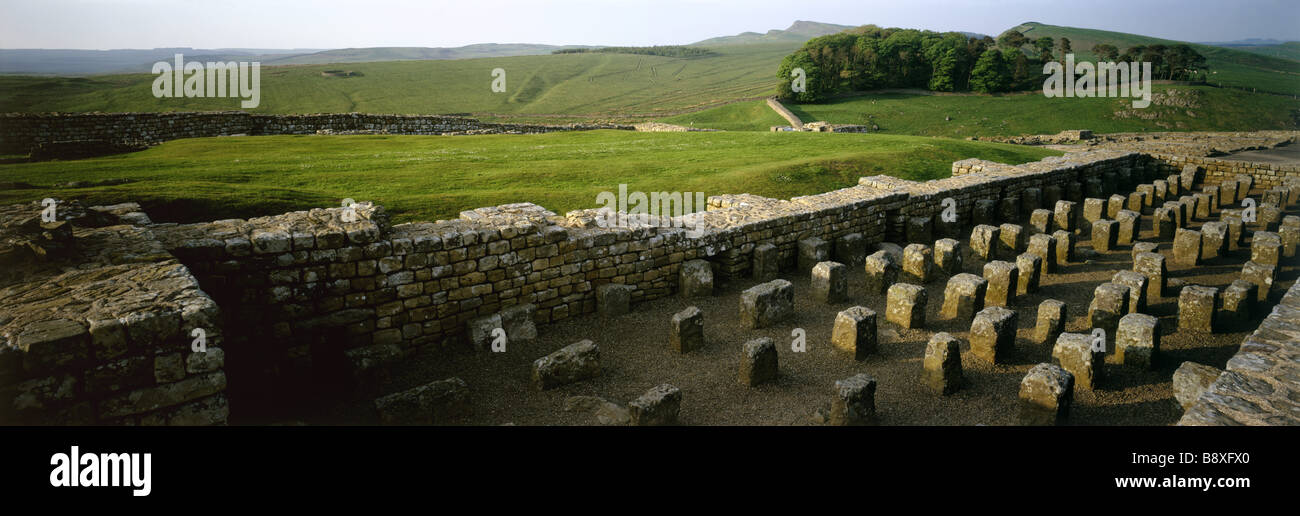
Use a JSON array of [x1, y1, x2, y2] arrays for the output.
[[739, 337, 779, 387], [740, 279, 794, 329], [1052, 333, 1104, 390], [923, 332, 963, 395], [679, 259, 713, 298], [901, 244, 933, 284], [970, 306, 1018, 364], [941, 273, 986, 321], [669, 306, 704, 353], [812, 261, 848, 303], [1173, 362, 1221, 411], [1116, 313, 1160, 369], [829, 373, 877, 426], [629, 384, 681, 426], [1034, 299, 1067, 345], [1018, 363, 1073, 426], [864, 250, 899, 295], [1178, 285, 1218, 333], [832, 306, 877, 360], [886, 283, 927, 329], [532, 340, 601, 390]]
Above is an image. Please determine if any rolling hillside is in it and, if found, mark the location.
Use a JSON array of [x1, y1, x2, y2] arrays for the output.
[[690, 20, 853, 46], [1013, 22, 1300, 95]]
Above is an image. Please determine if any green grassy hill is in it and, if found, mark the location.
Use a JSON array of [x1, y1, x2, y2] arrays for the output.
[[1224, 42, 1300, 62], [0, 131, 1057, 223], [1013, 22, 1300, 95], [691, 20, 854, 46], [262, 44, 592, 65], [0, 42, 795, 119], [661, 85, 1300, 135]]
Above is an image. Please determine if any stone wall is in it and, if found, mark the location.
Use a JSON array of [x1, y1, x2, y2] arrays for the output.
[[0, 112, 633, 153]]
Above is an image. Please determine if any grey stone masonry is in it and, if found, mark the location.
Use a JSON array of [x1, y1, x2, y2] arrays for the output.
[[670, 306, 704, 353], [739, 337, 779, 387], [1180, 281, 1300, 425], [835, 232, 866, 266], [1135, 252, 1168, 299], [533, 340, 601, 390], [941, 273, 987, 321], [886, 283, 927, 329], [679, 259, 714, 298], [1018, 363, 1074, 426], [629, 384, 681, 426], [1241, 260, 1277, 303], [1112, 270, 1149, 314], [1173, 362, 1222, 411], [1027, 234, 1056, 274], [1034, 299, 1067, 345], [752, 243, 780, 282], [740, 280, 794, 329], [1016, 253, 1042, 295], [1116, 313, 1161, 370], [933, 238, 962, 276], [798, 237, 829, 272], [864, 250, 900, 295], [1178, 285, 1218, 333], [829, 373, 877, 426], [923, 332, 963, 395], [832, 306, 877, 360], [983, 261, 1018, 308], [1092, 219, 1118, 252], [1052, 230, 1074, 265], [1089, 283, 1130, 338], [812, 261, 849, 303], [596, 283, 633, 316], [1052, 333, 1104, 390], [998, 223, 1025, 260], [970, 306, 1018, 364]]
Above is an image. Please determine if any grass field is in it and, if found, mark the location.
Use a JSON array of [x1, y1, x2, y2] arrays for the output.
[[0, 43, 797, 119], [0, 131, 1059, 224], [1014, 22, 1300, 96], [667, 85, 1299, 135]]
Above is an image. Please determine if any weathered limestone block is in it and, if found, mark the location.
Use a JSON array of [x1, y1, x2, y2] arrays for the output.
[[923, 332, 963, 395], [970, 306, 1018, 364], [829, 373, 877, 426], [1116, 313, 1160, 370], [1088, 282, 1130, 338], [679, 259, 713, 298], [970, 224, 1000, 260], [933, 238, 962, 276], [941, 273, 987, 321], [629, 384, 681, 426], [1193, 193, 1212, 219], [1137, 184, 1156, 208], [798, 236, 829, 272], [374, 377, 470, 425], [1153, 207, 1176, 239], [832, 306, 877, 360], [1262, 187, 1284, 207], [1091, 219, 1117, 252], [1131, 242, 1158, 261], [902, 244, 933, 284], [1083, 198, 1106, 228], [1116, 210, 1139, 246], [1134, 252, 1167, 299], [532, 340, 601, 390], [1240, 260, 1276, 302], [739, 337, 779, 387], [1153, 179, 1169, 203], [596, 283, 634, 316], [1235, 173, 1253, 196], [1054, 200, 1077, 233], [1173, 362, 1222, 411], [1027, 233, 1056, 274], [1052, 333, 1104, 390], [982, 261, 1018, 307], [1256, 202, 1282, 231], [669, 306, 704, 353], [1107, 194, 1126, 219], [972, 199, 997, 226], [1251, 231, 1281, 268], [1018, 363, 1073, 426], [1034, 299, 1067, 345], [1111, 270, 1149, 314], [1219, 280, 1256, 329], [1168, 174, 1182, 196], [467, 303, 537, 350], [886, 283, 927, 329], [1052, 230, 1074, 265], [907, 216, 934, 244], [835, 232, 866, 266], [1279, 224, 1299, 259], [1181, 164, 1201, 190], [1178, 285, 1218, 333], [1162, 200, 1185, 228], [1219, 180, 1239, 205], [1200, 221, 1228, 260], [1029, 209, 1052, 235], [864, 250, 899, 295], [998, 223, 1024, 259], [1016, 253, 1041, 295], [752, 243, 779, 281], [1127, 191, 1145, 214], [1173, 228, 1202, 266], [812, 261, 849, 303], [739, 279, 794, 329]]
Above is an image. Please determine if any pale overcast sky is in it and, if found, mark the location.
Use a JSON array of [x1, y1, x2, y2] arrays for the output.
[[1, 0, 1297, 50]]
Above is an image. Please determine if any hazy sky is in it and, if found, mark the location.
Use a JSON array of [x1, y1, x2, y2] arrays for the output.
[[1, 0, 1297, 49]]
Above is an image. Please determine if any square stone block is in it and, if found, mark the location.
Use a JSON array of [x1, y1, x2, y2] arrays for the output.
[[1091, 219, 1117, 252], [832, 306, 877, 360], [970, 306, 1018, 364], [886, 283, 927, 329], [864, 250, 899, 295], [829, 373, 877, 426], [1116, 313, 1160, 370], [902, 244, 933, 284], [1016, 253, 1041, 295], [1052, 333, 1103, 390], [941, 273, 987, 321], [1018, 364, 1073, 425], [752, 243, 779, 281], [740, 279, 794, 329], [970, 224, 999, 260], [798, 237, 829, 272], [923, 332, 963, 395], [982, 261, 1018, 307], [739, 337, 779, 387], [1111, 270, 1149, 314], [1034, 299, 1067, 345], [812, 261, 849, 304], [669, 306, 704, 353], [1178, 285, 1218, 333], [934, 238, 963, 275], [1173, 228, 1202, 266]]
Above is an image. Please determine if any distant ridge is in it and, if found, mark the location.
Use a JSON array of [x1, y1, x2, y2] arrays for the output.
[[690, 20, 855, 46]]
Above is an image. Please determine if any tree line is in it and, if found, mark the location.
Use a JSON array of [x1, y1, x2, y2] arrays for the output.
[[776, 26, 1208, 102], [553, 45, 714, 58]]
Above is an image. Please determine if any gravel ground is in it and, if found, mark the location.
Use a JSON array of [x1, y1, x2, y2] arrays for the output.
[[310, 187, 1296, 426]]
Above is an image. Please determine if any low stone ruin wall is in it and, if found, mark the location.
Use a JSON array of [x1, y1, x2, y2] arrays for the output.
[[0, 112, 633, 154]]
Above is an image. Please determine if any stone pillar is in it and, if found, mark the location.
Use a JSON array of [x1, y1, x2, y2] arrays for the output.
[[864, 250, 899, 295], [1111, 270, 1149, 314], [1083, 198, 1106, 229], [1116, 313, 1160, 369], [1153, 206, 1176, 239], [1088, 282, 1130, 338], [1134, 252, 1167, 299], [934, 238, 963, 275], [998, 223, 1024, 259], [941, 273, 987, 321], [970, 306, 1018, 364], [1027, 233, 1057, 274], [1034, 299, 1067, 345], [811, 261, 848, 303], [739, 337, 779, 386], [629, 384, 681, 426], [886, 283, 927, 329], [907, 216, 934, 244], [832, 306, 877, 360], [1131, 242, 1158, 261], [1016, 253, 1042, 295], [970, 224, 1000, 260], [1052, 333, 1103, 390], [923, 332, 963, 395], [834, 232, 866, 267], [1178, 285, 1218, 333], [798, 237, 829, 272], [1052, 230, 1074, 265], [1091, 219, 1117, 252], [1200, 222, 1228, 260], [1251, 232, 1282, 268], [829, 373, 877, 426], [1029, 209, 1052, 235], [902, 244, 933, 284], [739, 279, 794, 329], [1219, 280, 1256, 329], [1107, 194, 1126, 219], [982, 261, 1018, 307], [1054, 200, 1077, 233], [1173, 228, 1202, 266], [1116, 210, 1140, 246], [669, 306, 704, 353], [752, 243, 779, 281], [1240, 260, 1276, 303], [972, 199, 997, 226], [597, 283, 633, 316], [1018, 363, 1073, 426]]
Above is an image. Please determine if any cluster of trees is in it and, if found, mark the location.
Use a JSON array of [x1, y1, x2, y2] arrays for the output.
[[776, 26, 1209, 101], [552, 45, 714, 58], [1090, 43, 1207, 81]]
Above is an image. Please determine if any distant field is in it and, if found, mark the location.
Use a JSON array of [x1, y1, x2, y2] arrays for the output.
[[0, 43, 796, 119], [0, 131, 1059, 224], [1015, 22, 1300, 96], [657, 99, 789, 131], [673, 85, 1300, 136]]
